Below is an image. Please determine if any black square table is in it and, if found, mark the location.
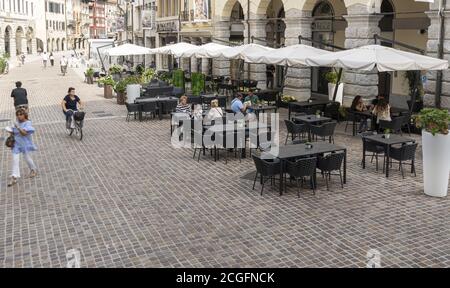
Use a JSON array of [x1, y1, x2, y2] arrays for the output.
[[288, 100, 332, 120], [262, 142, 347, 195], [292, 114, 332, 142], [362, 134, 415, 178]]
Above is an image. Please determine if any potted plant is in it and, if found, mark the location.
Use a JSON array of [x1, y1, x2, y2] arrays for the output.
[[315, 110, 321, 119], [141, 68, 157, 84], [99, 76, 115, 99], [415, 108, 450, 197], [85, 68, 95, 84], [172, 69, 185, 91], [109, 65, 123, 82], [191, 72, 205, 96], [383, 128, 391, 139], [114, 79, 128, 105], [325, 70, 344, 104]]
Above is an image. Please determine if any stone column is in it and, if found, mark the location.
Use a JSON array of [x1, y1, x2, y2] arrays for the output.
[[22, 37, 27, 54], [181, 37, 191, 72], [425, 4, 450, 109], [342, 5, 382, 105], [283, 10, 313, 100], [10, 31, 17, 58], [190, 38, 199, 73], [32, 38, 37, 55], [201, 38, 210, 75], [245, 18, 267, 89], [213, 20, 231, 77], [0, 35, 4, 55]]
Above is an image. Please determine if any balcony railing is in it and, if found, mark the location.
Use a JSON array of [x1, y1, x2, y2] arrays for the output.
[[180, 10, 189, 22]]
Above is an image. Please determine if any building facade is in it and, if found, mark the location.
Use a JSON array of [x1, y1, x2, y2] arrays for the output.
[[44, 0, 68, 52], [0, 0, 41, 58]]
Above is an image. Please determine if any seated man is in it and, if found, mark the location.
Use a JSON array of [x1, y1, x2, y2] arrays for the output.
[[244, 90, 260, 113], [231, 93, 248, 114]]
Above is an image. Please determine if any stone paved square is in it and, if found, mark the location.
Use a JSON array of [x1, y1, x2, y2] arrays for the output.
[[0, 58, 449, 268]]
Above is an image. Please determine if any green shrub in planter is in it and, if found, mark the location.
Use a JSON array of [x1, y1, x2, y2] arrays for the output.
[[109, 65, 122, 74], [191, 72, 205, 96], [172, 69, 185, 90], [85, 68, 95, 84], [98, 75, 116, 86], [415, 108, 450, 136], [141, 68, 157, 83]]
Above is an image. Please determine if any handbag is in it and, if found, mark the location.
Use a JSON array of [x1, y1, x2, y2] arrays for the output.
[[5, 135, 15, 148]]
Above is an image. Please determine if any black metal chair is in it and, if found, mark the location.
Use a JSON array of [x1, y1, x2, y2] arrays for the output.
[[284, 120, 307, 145], [400, 113, 412, 135], [324, 102, 341, 122], [345, 108, 358, 133], [141, 102, 159, 120], [285, 157, 317, 197], [252, 155, 281, 196], [317, 152, 345, 190], [379, 116, 405, 135], [310, 121, 337, 143], [389, 143, 418, 179], [362, 135, 385, 171], [188, 96, 202, 106], [125, 103, 140, 122]]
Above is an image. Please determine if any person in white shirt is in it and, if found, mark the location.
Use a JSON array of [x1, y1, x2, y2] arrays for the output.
[[204, 100, 223, 124], [42, 52, 49, 68], [60, 56, 68, 75]]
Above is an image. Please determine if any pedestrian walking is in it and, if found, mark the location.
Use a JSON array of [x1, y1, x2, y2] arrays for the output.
[[11, 81, 29, 112], [60, 56, 68, 75], [42, 52, 49, 68], [49, 52, 55, 67], [6, 109, 38, 187]]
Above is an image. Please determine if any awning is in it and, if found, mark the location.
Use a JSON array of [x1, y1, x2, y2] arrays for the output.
[[305, 44, 449, 72], [149, 42, 198, 58], [105, 43, 152, 56], [180, 42, 230, 58]]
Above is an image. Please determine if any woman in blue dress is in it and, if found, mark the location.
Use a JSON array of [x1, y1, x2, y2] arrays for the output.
[[7, 108, 37, 187]]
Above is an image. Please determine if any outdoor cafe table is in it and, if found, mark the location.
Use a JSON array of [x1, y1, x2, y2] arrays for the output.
[[135, 97, 178, 120], [251, 105, 278, 120], [262, 142, 347, 195], [293, 114, 332, 142], [288, 99, 332, 120], [362, 134, 415, 178]]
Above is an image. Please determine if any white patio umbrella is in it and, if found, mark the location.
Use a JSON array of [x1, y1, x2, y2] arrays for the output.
[[243, 44, 331, 67], [305, 44, 449, 72], [305, 44, 449, 104], [180, 42, 229, 58], [149, 42, 198, 58], [207, 43, 275, 60], [105, 43, 153, 56]]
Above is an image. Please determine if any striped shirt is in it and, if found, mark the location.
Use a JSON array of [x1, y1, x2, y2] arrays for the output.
[[176, 103, 191, 115]]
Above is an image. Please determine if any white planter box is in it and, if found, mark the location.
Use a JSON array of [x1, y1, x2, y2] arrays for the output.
[[422, 130, 450, 197], [126, 84, 141, 104], [328, 83, 344, 104]]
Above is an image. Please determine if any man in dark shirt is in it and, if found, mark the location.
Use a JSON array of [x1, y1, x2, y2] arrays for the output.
[[11, 81, 28, 111]]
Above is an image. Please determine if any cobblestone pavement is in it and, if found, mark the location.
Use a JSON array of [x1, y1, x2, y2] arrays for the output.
[[0, 58, 449, 268]]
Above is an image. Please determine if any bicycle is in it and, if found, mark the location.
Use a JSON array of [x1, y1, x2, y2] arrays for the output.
[[66, 109, 85, 141]]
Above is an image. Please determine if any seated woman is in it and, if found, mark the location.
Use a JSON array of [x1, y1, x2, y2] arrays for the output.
[[204, 99, 223, 124], [372, 99, 391, 127], [351, 95, 369, 132], [176, 95, 192, 116]]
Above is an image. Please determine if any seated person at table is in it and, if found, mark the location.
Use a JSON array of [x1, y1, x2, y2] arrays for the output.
[[175, 95, 191, 116], [370, 94, 385, 109], [204, 100, 223, 124], [244, 90, 260, 113], [231, 93, 248, 114], [372, 99, 391, 124], [351, 95, 369, 132]]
